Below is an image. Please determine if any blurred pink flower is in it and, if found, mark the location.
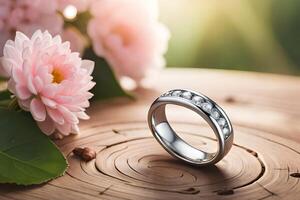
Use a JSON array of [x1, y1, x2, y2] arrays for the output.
[[62, 27, 87, 54], [0, 0, 63, 55], [87, 0, 170, 82], [0, 30, 95, 136]]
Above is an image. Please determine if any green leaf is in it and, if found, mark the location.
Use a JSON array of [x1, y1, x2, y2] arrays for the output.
[[0, 90, 11, 108], [0, 109, 68, 185], [83, 48, 131, 100], [0, 90, 11, 101]]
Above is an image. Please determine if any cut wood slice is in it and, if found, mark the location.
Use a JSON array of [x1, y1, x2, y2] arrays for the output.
[[1, 69, 300, 200]]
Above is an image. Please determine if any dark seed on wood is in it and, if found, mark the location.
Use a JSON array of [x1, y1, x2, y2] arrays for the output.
[[73, 147, 84, 156], [73, 147, 96, 161], [82, 147, 97, 161]]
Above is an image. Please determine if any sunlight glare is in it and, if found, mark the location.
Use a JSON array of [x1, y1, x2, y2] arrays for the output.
[[63, 5, 78, 20]]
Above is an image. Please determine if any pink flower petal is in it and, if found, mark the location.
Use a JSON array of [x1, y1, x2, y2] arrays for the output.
[[80, 81, 96, 92], [55, 95, 73, 104], [56, 123, 71, 136], [3, 45, 21, 64], [7, 79, 16, 94], [22, 47, 32, 60], [22, 59, 32, 77], [0, 57, 15, 77], [18, 99, 31, 111], [41, 97, 56, 108], [33, 76, 44, 92], [78, 100, 90, 108], [77, 112, 90, 120], [42, 85, 57, 98], [30, 98, 46, 121], [64, 105, 84, 112], [58, 105, 79, 124], [71, 124, 80, 134], [27, 75, 37, 95], [12, 67, 25, 83], [15, 32, 29, 50], [37, 116, 55, 135], [47, 108, 64, 125], [81, 60, 94, 75], [15, 84, 31, 100]]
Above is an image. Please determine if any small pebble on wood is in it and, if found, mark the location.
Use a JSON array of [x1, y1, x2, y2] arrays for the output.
[[73, 147, 96, 161]]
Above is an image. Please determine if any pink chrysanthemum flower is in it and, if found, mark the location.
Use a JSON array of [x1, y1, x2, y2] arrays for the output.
[[0, 30, 95, 136], [87, 0, 170, 83]]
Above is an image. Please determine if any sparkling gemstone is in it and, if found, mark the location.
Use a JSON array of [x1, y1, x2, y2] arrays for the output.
[[202, 102, 213, 113], [192, 95, 204, 105], [172, 90, 181, 97], [182, 91, 192, 99], [162, 92, 169, 96], [218, 118, 226, 128], [165, 91, 172, 96], [211, 108, 220, 119], [223, 127, 230, 137]]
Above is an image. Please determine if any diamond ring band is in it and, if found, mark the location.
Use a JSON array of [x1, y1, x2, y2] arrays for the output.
[[148, 89, 234, 166]]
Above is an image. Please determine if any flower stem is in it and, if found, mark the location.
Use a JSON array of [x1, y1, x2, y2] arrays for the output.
[[8, 97, 19, 111]]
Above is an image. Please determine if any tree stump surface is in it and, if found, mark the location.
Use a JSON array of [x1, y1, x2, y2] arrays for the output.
[[1, 69, 300, 200]]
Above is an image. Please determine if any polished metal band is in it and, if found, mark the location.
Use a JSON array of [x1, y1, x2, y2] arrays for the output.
[[148, 89, 234, 166]]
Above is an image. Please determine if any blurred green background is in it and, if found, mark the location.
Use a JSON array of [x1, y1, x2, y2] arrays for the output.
[[159, 0, 300, 75]]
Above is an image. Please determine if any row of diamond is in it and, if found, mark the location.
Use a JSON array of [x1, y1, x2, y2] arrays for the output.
[[162, 90, 231, 138]]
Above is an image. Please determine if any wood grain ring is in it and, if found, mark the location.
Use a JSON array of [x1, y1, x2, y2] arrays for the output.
[[48, 121, 300, 199]]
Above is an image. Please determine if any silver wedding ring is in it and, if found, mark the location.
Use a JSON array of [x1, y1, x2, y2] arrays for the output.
[[148, 89, 234, 166]]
